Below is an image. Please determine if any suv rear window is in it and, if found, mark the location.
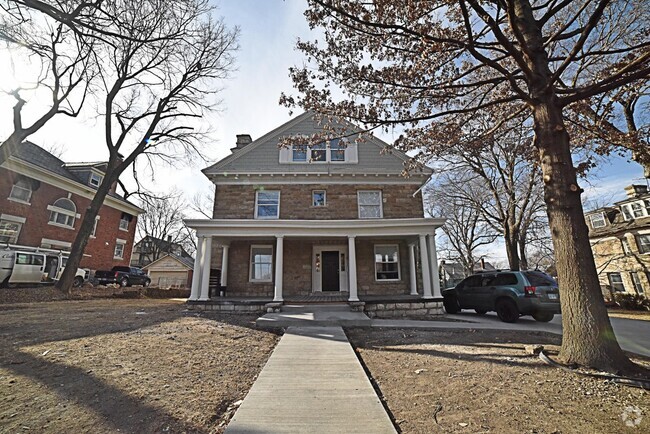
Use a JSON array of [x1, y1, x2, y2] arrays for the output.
[[524, 271, 557, 286], [491, 273, 518, 285]]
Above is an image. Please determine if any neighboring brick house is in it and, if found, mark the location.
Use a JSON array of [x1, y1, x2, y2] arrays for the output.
[[586, 184, 650, 299], [0, 141, 142, 272], [131, 235, 193, 268], [185, 112, 445, 302]]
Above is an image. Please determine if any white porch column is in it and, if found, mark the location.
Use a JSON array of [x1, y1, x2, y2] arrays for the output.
[[408, 243, 418, 296], [273, 236, 284, 302], [220, 244, 229, 287], [428, 232, 442, 298], [348, 236, 359, 302], [189, 235, 204, 301], [419, 234, 433, 299], [198, 236, 212, 301]]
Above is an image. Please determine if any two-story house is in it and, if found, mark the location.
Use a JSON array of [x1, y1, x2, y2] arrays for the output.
[[0, 141, 142, 272], [185, 112, 445, 312], [131, 235, 193, 268], [586, 184, 650, 299]]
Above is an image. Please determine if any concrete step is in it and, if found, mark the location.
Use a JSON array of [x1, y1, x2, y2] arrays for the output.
[[256, 304, 371, 328]]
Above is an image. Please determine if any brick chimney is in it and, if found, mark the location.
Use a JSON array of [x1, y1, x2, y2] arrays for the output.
[[231, 134, 253, 153], [624, 184, 648, 198]]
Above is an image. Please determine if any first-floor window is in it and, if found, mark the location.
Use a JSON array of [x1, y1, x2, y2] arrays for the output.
[[312, 190, 326, 207], [250, 245, 273, 282], [0, 219, 22, 244], [375, 244, 400, 281], [48, 198, 77, 228], [114, 241, 126, 259], [631, 272, 644, 294], [607, 273, 625, 292], [637, 234, 650, 254]]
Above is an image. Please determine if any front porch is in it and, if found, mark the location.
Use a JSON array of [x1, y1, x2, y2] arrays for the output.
[[184, 218, 446, 304]]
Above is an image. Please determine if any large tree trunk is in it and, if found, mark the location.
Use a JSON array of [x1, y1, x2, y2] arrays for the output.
[[518, 232, 529, 270], [503, 224, 521, 271], [533, 101, 636, 373]]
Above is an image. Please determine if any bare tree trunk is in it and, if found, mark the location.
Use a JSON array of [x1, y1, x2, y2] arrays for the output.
[[534, 101, 636, 372], [503, 224, 521, 271], [518, 232, 529, 270]]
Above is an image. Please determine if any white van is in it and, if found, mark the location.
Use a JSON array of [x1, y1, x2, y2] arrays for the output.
[[0, 245, 86, 288]]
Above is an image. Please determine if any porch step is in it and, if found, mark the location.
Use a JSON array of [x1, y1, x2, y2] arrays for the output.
[[256, 304, 371, 328]]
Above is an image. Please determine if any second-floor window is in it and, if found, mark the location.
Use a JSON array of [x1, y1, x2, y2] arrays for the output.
[[255, 191, 280, 219], [358, 191, 383, 219], [589, 213, 606, 229], [119, 213, 132, 231], [48, 198, 77, 228], [637, 234, 650, 254], [9, 179, 32, 203]]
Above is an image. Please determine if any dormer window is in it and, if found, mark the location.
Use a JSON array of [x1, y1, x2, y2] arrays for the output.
[[89, 173, 103, 187], [631, 202, 644, 218], [589, 213, 606, 229]]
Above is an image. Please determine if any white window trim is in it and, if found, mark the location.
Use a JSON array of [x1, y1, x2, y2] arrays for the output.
[[608, 272, 625, 292], [47, 202, 80, 229], [357, 190, 383, 219], [1, 214, 26, 224], [0, 219, 23, 244], [374, 244, 401, 282], [249, 244, 273, 283], [289, 140, 348, 164], [312, 190, 327, 207], [637, 234, 650, 254], [9, 182, 33, 204], [631, 202, 645, 218], [631, 272, 644, 294], [40, 238, 72, 249], [254, 190, 280, 219], [90, 216, 100, 238], [119, 217, 130, 231], [114, 239, 127, 259], [589, 213, 606, 229], [89, 172, 104, 187]]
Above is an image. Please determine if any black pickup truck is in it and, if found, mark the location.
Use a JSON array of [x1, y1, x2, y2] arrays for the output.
[[94, 266, 151, 287]]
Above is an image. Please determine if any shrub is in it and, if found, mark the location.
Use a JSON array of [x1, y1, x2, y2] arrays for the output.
[[613, 293, 650, 311]]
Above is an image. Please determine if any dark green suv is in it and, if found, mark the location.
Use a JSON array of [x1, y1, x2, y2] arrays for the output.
[[442, 270, 561, 322]]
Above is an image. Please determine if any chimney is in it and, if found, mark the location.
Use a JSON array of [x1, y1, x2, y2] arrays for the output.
[[480, 258, 486, 270], [624, 184, 648, 198], [231, 134, 252, 152], [167, 235, 172, 243]]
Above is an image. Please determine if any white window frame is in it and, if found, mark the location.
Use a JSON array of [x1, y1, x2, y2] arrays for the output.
[[119, 216, 130, 231], [290, 139, 347, 163], [8, 179, 32, 204], [114, 239, 127, 259], [631, 202, 645, 218], [249, 244, 273, 282], [374, 244, 401, 281], [622, 205, 633, 220], [91, 216, 100, 238], [0, 217, 23, 244], [312, 190, 327, 207], [89, 172, 104, 187], [358, 190, 383, 219], [631, 272, 644, 294], [254, 190, 280, 219], [621, 237, 632, 255], [47, 198, 79, 229], [637, 234, 650, 254], [589, 213, 606, 229], [607, 273, 625, 292]]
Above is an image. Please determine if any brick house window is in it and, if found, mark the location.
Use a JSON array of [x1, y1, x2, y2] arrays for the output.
[[114, 240, 126, 259], [636, 234, 650, 253], [0, 219, 22, 244], [255, 191, 280, 219], [9, 179, 32, 203], [631, 272, 644, 294], [48, 198, 77, 228], [607, 273, 625, 292], [589, 213, 606, 229], [358, 191, 383, 219], [375, 244, 400, 281], [119, 213, 132, 231], [312, 190, 326, 207], [250, 245, 273, 282]]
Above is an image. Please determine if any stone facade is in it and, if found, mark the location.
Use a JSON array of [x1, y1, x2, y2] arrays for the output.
[[213, 183, 424, 220], [363, 301, 444, 318]]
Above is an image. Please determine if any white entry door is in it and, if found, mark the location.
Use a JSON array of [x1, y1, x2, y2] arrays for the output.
[[312, 245, 349, 292]]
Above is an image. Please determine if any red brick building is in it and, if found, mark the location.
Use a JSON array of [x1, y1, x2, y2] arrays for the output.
[[185, 112, 445, 304], [0, 142, 142, 272]]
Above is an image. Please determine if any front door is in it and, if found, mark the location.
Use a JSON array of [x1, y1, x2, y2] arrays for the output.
[[321, 251, 340, 292]]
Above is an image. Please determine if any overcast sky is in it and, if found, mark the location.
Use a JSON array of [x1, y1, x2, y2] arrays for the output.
[[0, 0, 647, 263]]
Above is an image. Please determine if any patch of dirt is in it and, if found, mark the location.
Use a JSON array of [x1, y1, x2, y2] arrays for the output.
[[608, 309, 650, 322], [0, 299, 280, 433], [0, 285, 188, 304], [347, 328, 650, 434]]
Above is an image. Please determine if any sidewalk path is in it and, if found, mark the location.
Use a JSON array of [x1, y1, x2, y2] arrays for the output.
[[225, 326, 396, 434]]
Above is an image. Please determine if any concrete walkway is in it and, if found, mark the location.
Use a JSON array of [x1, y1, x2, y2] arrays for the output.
[[256, 304, 371, 328], [225, 326, 396, 434]]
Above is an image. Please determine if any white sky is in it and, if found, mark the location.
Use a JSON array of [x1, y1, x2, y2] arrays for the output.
[[0, 0, 646, 264]]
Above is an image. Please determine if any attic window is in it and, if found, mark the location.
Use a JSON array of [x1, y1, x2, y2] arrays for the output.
[[589, 213, 606, 229], [290, 139, 347, 163], [89, 173, 103, 187]]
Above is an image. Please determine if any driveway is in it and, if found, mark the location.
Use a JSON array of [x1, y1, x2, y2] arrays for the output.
[[446, 312, 650, 357]]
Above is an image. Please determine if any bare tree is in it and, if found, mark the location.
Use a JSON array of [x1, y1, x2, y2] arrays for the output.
[[188, 183, 216, 219], [283, 0, 650, 373]]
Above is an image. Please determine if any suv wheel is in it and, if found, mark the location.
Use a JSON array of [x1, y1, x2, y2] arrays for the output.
[[143, 279, 150, 287], [73, 276, 83, 288], [495, 299, 519, 323], [443, 295, 460, 314], [120, 277, 129, 287], [532, 311, 554, 322]]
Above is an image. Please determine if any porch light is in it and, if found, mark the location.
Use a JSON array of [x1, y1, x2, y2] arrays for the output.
[[315, 253, 320, 272]]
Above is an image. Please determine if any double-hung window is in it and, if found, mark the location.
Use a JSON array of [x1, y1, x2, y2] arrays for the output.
[[9, 179, 32, 203], [250, 245, 273, 282], [255, 191, 280, 219], [119, 213, 132, 231], [114, 240, 126, 259], [358, 191, 382, 218], [637, 234, 650, 254], [607, 273, 625, 292], [0, 219, 22, 244], [375, 245, 400, 281], [631, 272, 644, 294], [589, 213, 606, 229], [631, 202, 645, 218]]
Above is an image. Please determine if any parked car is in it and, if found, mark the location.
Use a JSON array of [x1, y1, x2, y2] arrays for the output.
[[0, 246, 86, 288], [94, 266, 151, 287], [442, 270, 560, 323]]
